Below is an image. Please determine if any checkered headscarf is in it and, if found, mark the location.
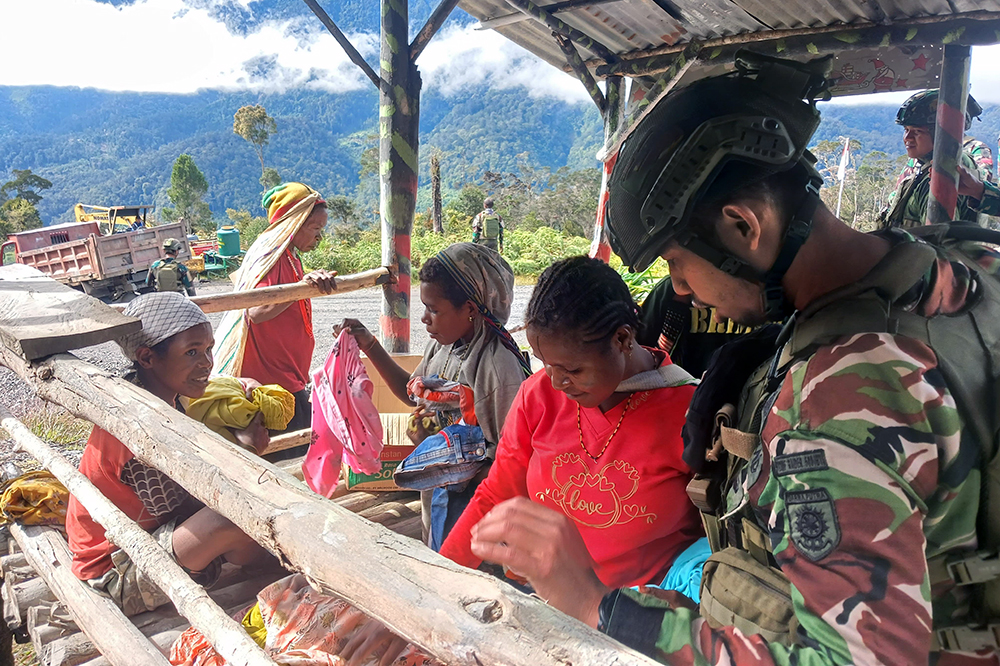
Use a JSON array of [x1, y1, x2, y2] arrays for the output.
[[117, 293, 210, 361]]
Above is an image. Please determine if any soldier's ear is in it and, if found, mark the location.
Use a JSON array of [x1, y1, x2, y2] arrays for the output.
[[716, 201, 771, 270]]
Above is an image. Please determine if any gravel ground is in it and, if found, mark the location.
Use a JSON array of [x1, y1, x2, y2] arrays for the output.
[[0, 280, 536, 470]]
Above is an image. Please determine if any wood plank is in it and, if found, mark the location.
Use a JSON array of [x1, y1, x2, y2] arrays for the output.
[[0, 405, 276, 666], [0, 350, 660, 666], [0, 265, 140, 361], [260, 429, 310, 456], [7, 524, 170, 666]]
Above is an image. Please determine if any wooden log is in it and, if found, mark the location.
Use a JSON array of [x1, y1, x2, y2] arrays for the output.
[[28, 605, 76, 650], [8, 524, 170, 666], [0, 406, 276, 666], [260, 429, 310, 457], [4, 577, 58, 630], [187, 267, 390, 314], [0, 265, 141, 361], [1, 553, 34, 584], [0, 352, 658, 666], [40, 631, 96, 666], [78, 629, 185, 666]]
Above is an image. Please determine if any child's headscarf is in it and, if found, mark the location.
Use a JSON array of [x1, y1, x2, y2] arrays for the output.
[[212, 182, 324, 377], [117, 292, 210, 361]]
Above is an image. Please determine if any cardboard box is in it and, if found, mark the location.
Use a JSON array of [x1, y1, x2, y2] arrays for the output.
[[342, 441, 417, 492]]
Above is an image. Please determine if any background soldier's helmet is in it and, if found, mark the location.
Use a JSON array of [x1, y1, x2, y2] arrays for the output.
[[162, 238, 182, 253], [605, 51, 831, 273], [895, 89, 983, 131]]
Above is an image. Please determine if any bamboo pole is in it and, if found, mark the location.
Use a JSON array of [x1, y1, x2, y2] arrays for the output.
[[0, 405, 278, 666], [0, 350, 658, 666]]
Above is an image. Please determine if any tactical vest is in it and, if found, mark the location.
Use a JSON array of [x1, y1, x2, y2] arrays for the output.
[[695, 226, 1000, 652], [154, 260, 183, 293], [481, 213, 501, 242]]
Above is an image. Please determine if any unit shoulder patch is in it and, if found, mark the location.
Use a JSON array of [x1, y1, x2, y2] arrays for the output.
[[786, 488, 840, 561]]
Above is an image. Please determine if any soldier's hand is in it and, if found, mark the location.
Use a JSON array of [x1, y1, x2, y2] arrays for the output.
[[304, 269, 338, 294], [957, 164, 986, 201], [334, 318, 377, 352], [470, 497, 607, 626]]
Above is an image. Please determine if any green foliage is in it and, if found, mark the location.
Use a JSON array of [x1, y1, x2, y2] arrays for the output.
[[226, 208, 268, 250], [164, 154, 213, 235], [1, 169, 52, 205], [615, 261, 668, 302], [0, 197, 42, 237], [325, 195, 357, 228], [811, 137, 909, 231], [450, 186, 485, 219], [260, 167, 281, 192], [233, 104, 277, 175]]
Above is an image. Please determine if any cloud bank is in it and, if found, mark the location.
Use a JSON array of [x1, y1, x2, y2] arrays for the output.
[[3, 0, 997, 105]]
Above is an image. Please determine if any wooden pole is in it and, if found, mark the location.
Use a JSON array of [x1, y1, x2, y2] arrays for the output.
[[927, 44, 971, 224], [430, 153, 444, 234], [0, 350, 659, 666], [409, 0, 462, 62], [589, 75, 622, 263], [554, 32, 606, 116], [301, 0, 380, 88], [477, 0, 619, 31], [0, 405, 278, 666], [8, 524, 170, 666], [111, 267, 391, 314], [379, 0, 420, 354]]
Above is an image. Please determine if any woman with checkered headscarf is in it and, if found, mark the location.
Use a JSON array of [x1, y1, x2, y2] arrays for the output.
[[66, 292, 272, 618], [213, 183, 337, 456]]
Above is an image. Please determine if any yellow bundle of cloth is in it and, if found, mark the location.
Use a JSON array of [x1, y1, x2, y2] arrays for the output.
[[183, 377, 295, 444], [0, 470, 69, 526]]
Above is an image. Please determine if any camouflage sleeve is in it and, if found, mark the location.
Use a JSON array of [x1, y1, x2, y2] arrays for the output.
[[972, 180, 1000, 217], [179, 263, 193, 289], [603, 332, 974, 665]]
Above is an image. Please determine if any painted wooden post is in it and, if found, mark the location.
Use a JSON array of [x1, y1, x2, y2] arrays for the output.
[[927, 44, 971, 225], [380, 0, 421, 353], [590, 76, 623, 263]]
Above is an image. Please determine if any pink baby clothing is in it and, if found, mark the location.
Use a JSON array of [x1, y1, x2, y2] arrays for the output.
[[304, 330, 384, 497]]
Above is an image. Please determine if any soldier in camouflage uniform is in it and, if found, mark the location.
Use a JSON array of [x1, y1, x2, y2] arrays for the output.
[[878, 89, 991, 229], [467, 53, 1000, 665]]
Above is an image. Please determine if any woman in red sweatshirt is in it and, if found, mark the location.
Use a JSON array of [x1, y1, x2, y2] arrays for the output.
[[439, 256, 703, 590]]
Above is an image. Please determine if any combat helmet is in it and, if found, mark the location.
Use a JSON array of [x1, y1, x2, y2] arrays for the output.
[[162, 238, 182, 253], [896, 89, 983, 131], [605, 50, 831, 317]]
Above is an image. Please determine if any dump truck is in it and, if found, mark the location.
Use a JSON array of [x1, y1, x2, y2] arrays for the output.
[[0, 219, 190, 301]]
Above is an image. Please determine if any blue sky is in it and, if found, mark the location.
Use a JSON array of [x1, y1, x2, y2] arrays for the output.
[[5, 0, 1000, 105]]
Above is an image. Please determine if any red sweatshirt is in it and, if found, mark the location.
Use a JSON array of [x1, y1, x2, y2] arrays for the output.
[[440, 362, 703, 589]]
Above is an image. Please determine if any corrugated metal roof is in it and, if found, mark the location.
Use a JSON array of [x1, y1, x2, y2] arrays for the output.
[[459, 0, 1000, 72]]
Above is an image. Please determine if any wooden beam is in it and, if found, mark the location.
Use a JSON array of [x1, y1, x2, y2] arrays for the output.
[[301, 0, 380, 88], [554, 32, 606, 115], [0, 350, 659, 666], [0, 265, 140, 361], [109, 267, 392, 314], [502, 0, 617, 62], [592, 11, 1000, 78], [477, 0, 619, 30], [260, 428, 311, 456], [7, 524, 170, 666], [410, 0, 462, 62], [0, 405, 277, 666]]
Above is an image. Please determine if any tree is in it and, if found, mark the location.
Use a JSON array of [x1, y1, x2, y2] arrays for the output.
[[260, 167, 281, 192], [0, 198, 43, 237], [0, 169, 52, 206], [233, 105, 277, 178], [326, 196, 357, 229], [430, 152, 444, 234], [163, 154, 212, 236]]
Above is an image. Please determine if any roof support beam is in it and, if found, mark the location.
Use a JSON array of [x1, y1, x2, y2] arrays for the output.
[[478, 0, 620, 30], [410, 0, 462, 62], [302, 0, 380, 88], [502, 0, 617, 63], [554, 32, 606, 116], [926, 44, 971, 224], [593, 11, 1000, 78]]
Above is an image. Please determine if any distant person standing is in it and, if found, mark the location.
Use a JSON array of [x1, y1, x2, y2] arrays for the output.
[[878, 89, 991, 229], [471, 197, 504, 253], [147, 238, 196, 296], [212, 182, 336, 455], [964, 135, 995, 183]]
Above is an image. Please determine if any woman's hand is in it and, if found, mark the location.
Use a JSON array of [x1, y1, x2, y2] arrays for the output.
[[238, 377, 263, 400], [304, 269, 338, 294], [470, 497, 608, 627], [335, 318, 377, 353], [340, 619, 409, 666], [233, 412, 270, 455], [407, 406, 435, 444]]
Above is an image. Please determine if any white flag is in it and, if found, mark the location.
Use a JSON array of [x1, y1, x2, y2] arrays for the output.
[[837, 139, 850, 182]]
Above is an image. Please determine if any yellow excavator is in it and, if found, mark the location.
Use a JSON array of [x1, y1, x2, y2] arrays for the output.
[[73, 203, 154, 235]]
